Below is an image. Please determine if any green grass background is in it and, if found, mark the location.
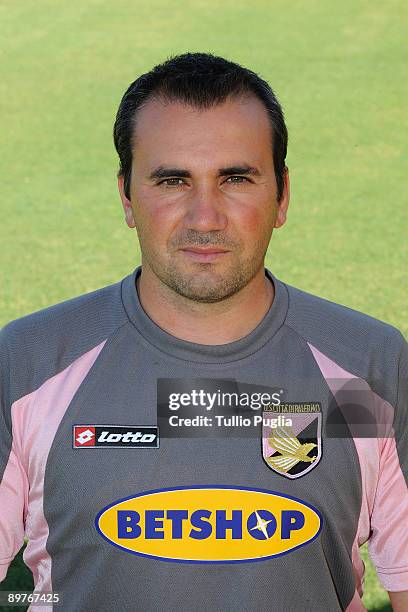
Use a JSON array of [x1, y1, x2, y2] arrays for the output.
[[1, 1, 406, 609]]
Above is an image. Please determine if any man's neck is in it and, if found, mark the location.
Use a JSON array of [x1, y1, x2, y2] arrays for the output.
[[135, 266, 275, 345]]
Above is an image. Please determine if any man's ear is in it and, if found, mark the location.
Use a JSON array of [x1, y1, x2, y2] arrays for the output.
[[274, 167, 290, 229], [118, 175, 136, 229]]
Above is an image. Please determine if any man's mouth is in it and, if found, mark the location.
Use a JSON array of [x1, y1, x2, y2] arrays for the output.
[[179, 247, 230, 262]]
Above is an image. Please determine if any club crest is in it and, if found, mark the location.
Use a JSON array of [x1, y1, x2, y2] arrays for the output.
[[262, 403, 322, 479]]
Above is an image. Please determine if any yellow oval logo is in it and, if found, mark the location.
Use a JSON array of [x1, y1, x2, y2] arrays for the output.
[[95, 486, 322, 563]]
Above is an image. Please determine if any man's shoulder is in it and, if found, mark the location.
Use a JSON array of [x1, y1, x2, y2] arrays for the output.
[[284, 281, 403, 346], [0, 276, 131, 407], [1, 277, 127, 345], [282, 280, 405, 403]]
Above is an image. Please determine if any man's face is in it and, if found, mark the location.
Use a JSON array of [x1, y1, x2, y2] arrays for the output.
[[118, 94, 289, 302]]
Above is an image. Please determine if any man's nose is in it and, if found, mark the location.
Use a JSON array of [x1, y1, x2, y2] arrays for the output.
[[182, 183, 228, 232]]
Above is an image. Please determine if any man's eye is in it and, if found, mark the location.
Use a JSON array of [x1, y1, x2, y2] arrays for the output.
[[225, 176, 250, 184], [158, 178, 186, 187]]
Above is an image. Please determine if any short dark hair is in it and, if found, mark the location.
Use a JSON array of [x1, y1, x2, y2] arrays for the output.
[[113, 52, 288, 201]]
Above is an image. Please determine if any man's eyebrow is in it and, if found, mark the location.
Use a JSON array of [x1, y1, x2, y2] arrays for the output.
[[148, 167, 192, 180], [218, 165, 261, 177], [148, 165, 260, 180]]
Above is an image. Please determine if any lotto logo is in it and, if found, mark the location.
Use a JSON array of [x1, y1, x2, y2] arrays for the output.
[[73, 425, 159, 449], [74, 427, 96, 446]]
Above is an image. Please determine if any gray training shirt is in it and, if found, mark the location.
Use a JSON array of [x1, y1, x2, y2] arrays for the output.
[[1, 266, 407, 611]]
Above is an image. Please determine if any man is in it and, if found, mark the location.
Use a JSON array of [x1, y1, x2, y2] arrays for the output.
[[0, 52, 407, 611]]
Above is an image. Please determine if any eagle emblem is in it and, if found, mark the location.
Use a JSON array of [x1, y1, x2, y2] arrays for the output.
[[262, 404, 322, 478]]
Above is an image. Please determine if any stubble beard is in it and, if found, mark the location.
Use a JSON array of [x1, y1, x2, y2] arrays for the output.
[[145, 249, 266, 303]]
